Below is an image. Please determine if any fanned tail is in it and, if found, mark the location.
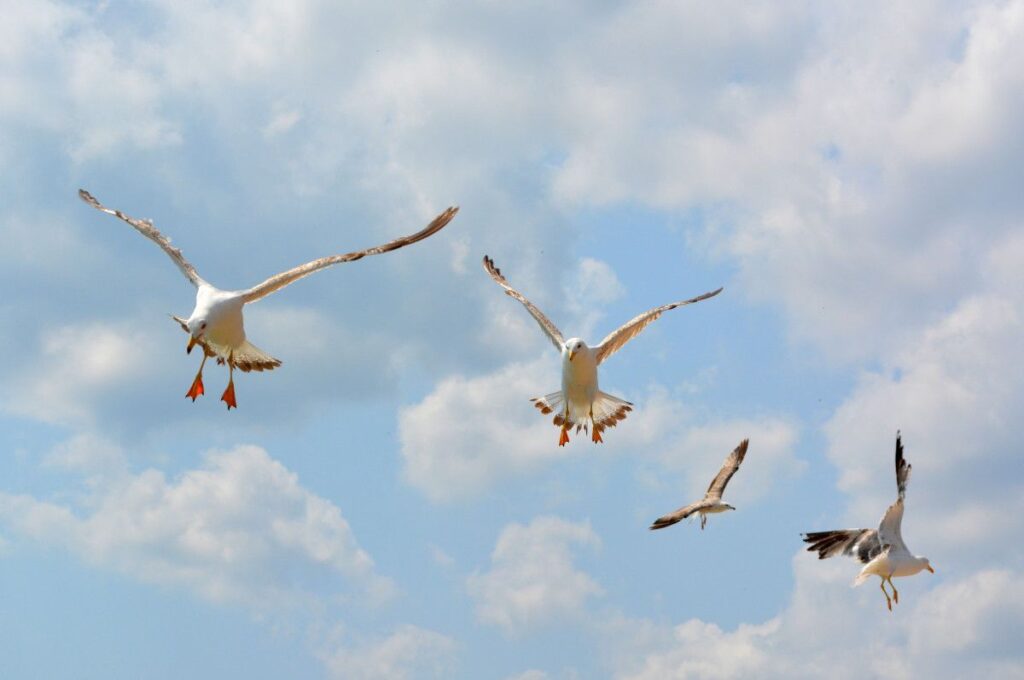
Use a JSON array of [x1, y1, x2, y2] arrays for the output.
[[531, 391, 567, 425], [531, 390, 632, 445], [590, 391, 633, 441], [223, 340, 282, 372]]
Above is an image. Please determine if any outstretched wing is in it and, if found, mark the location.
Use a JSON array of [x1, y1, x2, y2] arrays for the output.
[[802, 528, 884, 564], [483, 255, 565, 351], [241, 206, 458, 304], [593, 287, 723, 365], [79, 189, 206, 287], [877, 498, 907, 553], [705, 439, 749, 500], [649, 501, 705, 530]]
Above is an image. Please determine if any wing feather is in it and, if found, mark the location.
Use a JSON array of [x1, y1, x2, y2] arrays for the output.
[[241, 206, 458, 304], [482, 255, 565, 351], [649, 501, 706, 530], [79, 189, 205, 287], [705, 439, 749, 500], [895, 430, 911, 500], [593, 287, 723, 365], [802, 529, 884, 564]]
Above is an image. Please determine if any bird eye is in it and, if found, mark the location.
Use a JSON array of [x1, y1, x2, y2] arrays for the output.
[[200, 322, 207, 330]]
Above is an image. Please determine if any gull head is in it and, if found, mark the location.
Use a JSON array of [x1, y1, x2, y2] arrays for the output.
[[920, 557, 935, 574], [723, 503, 736, 512], [185, 318, 209, 354], [565, 338, 587, 362]]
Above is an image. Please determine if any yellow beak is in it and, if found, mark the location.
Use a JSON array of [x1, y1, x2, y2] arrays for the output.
[[187, 335, 199, 354], [568, 350, 576, 361], [926, 565, 935, 573]]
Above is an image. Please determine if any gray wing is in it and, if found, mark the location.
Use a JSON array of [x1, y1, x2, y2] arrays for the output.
[[593, 287, 723, 365], [649, 501, 706, 530], [79, 189, 206, 287], [704, 439, 749, 500], [241, 206, 458, 304], [802, 529, 885, 564], [482, 255, 565, 351]]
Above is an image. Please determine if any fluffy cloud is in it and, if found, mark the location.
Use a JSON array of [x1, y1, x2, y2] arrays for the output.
[[2, 320, 162, 426], [316, 624, 458, 680], [607, 559, 1024, 680], [467, 516, 602, 634], [400, 356, 799, 503], [0, 444, 392, 610]]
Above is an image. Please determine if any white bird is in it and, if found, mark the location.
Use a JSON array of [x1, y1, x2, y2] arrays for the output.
[[80, 189, 458, 409], [803, 432, 935, 611], [650, 438, 748, 530], [482, 255, 722, 446]]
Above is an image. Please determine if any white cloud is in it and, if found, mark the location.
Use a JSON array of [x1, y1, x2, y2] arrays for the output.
[[564, 257, 626, 339], [2, 321, 159, 426], [468, 516, 602, 634], [822, 276, 1024, 567], [504, 672, 550, 680], [608, 559, 1024, 680], [317, 624, 458, 680], [399, 357, 565, 502], [0, 444, 392, 611], [400, 357, 800, 503]]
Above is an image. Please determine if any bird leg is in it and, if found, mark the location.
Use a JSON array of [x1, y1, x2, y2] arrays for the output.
[[590, 409, 603, 443], [185, 354, 208, 401], [888, 576, 899, 605], [700, 513, 707, 530], [880, 578, 892, 612], [558, 407, 571, 446], [221, 364, 237, 410]]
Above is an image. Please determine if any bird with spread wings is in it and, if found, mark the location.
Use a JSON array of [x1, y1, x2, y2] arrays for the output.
[[802, 432, 934, 611], [80, 189, 458, 409], [650, 439, 749, 530], [483, 255, 722, 445]]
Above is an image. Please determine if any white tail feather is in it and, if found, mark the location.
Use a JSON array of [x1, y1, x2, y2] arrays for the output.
[[530, 390, 632, 441]]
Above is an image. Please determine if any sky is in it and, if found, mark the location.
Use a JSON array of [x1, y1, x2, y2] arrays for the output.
[[1, 1, 1024, 678]]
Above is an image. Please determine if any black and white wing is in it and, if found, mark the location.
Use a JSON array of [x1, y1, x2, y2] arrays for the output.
[[79, 189, 206, 287], [240, 206, 458, 303], [483, 255, 565, 351], [593, 287, 723, 365], [705, 439, 749, 501], [895, 430, 911, 501], [802, 528, 885, 564], [649, 501, 705, 531]]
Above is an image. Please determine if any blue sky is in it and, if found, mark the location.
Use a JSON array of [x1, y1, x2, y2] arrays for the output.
[[2, 1, 1024, 678]]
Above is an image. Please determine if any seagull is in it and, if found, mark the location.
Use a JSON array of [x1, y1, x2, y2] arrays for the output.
[[650, 438, 748, 530], [80, 189, 458, 409], [802, 432, 934, 611], [482, 255, 722, 446]]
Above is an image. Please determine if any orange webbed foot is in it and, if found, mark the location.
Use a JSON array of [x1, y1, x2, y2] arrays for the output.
[[186, 374, 205, 401], [591, 427, 603, 444], [558, 427, 570, 447], [221, 381, 237, 410]]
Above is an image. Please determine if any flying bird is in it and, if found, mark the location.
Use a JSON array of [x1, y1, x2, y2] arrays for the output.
[[482, 255, 722, 445], [650, 438, 748, 530], [802, 432, 934, 611], [80, 189, 458, 409]]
